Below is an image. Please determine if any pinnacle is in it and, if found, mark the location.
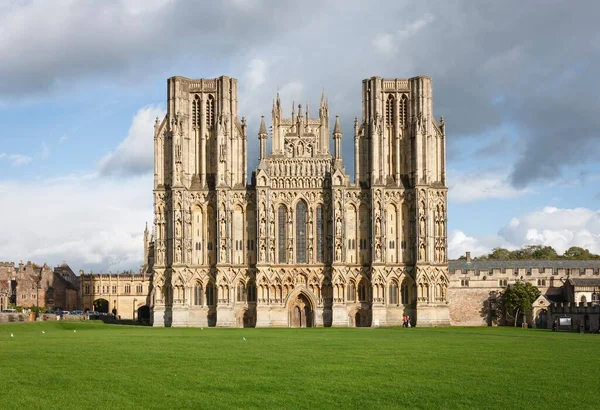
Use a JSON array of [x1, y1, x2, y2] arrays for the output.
[[259, 115, 267, 135], [333, 115, 342, 134]]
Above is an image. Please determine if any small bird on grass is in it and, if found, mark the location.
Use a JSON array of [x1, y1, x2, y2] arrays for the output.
[[242, 337, 247, 342]]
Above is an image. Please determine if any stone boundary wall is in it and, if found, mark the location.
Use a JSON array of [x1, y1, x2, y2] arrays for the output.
[[0, 313, 87, 324]]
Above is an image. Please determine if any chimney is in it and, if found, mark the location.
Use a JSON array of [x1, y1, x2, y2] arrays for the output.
[[466, 251, 471, 262]]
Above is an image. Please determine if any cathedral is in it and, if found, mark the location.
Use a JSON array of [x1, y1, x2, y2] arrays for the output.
[[150, 75, 450, 327]]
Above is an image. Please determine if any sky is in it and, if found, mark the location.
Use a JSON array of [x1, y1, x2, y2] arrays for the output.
[[1, 0, 599, 273]]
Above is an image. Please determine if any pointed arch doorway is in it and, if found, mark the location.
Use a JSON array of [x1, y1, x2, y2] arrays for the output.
[[288, 292, 314, 328]]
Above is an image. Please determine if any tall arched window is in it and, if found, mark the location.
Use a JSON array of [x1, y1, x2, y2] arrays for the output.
[[206, 283, 214, 306], [358, 280, 367, 302], [348, 282, 356, 302], [247, 283, 256, 302], [386, 94, 394, 126], [278, 205, 287, 263], [296, 201, 307, 263], [316, 205, 324, 262], [400, 95, 408, 125], [389, 281, 399, 305], [194, 284, 203, 305], [192, 94, 201, 127], [206, 95, 214, 127], [237, 282, 245, 302]]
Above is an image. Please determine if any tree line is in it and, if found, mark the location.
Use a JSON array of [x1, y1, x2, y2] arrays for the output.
[[460, 245, 600, 261]]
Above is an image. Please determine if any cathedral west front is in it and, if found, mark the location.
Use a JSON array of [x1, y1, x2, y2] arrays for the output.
[[150, 75, 450, 327]]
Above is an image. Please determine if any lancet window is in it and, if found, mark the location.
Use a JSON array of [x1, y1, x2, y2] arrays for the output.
[[296, 201, 307, 263]]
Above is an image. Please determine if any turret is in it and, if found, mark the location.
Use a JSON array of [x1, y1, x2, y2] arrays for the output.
[[333, 115, 342, 163], [258, 115, 268, 161]]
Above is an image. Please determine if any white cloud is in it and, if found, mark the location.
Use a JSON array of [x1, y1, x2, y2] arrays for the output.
[[244, 58, 268, 90], [0, 153, 32, 166], [0, 173, 153, 272], [448, 169, 533, 203], [448, 230, 514, 259], [59, 135, 68, 144], [450, 206, 600, 258], [373, 13, 435, 55], [98, 105, 165, 176]]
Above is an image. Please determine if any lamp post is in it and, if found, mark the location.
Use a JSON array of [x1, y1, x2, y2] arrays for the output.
[[133, 298, 137, 321]]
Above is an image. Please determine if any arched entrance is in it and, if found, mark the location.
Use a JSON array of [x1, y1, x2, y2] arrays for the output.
[[288, 292, 313, 328], [536, 309, 548, 329], [93, 298, 109, 313], [137, 305, 150, 324], [353, 308, 370, 327]]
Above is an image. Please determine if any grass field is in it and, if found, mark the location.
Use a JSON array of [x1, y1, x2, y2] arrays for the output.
[[0, 322, 598, 409]]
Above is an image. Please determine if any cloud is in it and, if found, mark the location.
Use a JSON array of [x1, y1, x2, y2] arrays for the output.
[[0, 153, 32, 166], [448, 169, 532, 203], [373, 13, 435, 55], [0, 173, 153, 272], [98, 105, 165, 176], [449, 206, 600, 258], [59, 135, 68, 144], [0, 0, 322, 99], [244, 58, 268, 90]]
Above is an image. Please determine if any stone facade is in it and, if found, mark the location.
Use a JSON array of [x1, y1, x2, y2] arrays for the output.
[[448, 254, 600, 329], [79, 272, 152, 320], [150, 75, 450, 327], [0, 261, 79, 311]]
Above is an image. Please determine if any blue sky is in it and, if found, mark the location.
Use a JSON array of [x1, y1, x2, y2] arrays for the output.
[[1, 0, 599, 272]]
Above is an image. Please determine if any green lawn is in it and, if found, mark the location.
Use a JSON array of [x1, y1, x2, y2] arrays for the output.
[[0, 322, 598, 409]]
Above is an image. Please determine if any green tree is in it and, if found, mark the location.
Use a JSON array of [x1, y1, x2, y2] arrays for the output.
[[499, 281, 541, 327], [531, 245, 558, 259], [562, 246, 599, 259], [488, 248, 511, 260]]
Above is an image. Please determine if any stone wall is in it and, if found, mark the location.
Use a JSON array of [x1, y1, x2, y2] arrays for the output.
[[447, 287, 491, 326]]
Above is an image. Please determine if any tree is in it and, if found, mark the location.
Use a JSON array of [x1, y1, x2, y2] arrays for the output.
[[498, 281, 541, 327], [488, 248, 511, 260], [562, 246, 599, 259]]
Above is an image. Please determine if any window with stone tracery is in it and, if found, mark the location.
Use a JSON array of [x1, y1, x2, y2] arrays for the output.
[[194, 284, 203, 305], [296, 201, 307, 263], [237, 282, 245, 302], [206, 95, 214, 127], [400, 95, 407, 125], [206, 283, 214, 306], [386, 95, 394, 126], [278, 205, 287, 263], [316, 205, 324, 262], [192, 94, 201, 127], [389, 282, 399, 304]]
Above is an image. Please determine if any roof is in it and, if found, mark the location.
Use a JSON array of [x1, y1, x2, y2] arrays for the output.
[[333, 115, 342, 134], [258, 116, 267, 135], [449, 259, 600, 272], [566, 278, 600, 287]]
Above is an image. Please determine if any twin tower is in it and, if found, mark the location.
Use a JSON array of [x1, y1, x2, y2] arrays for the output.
[[150, 75, 450, 328]]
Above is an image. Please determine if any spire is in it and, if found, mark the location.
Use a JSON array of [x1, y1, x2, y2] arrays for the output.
[[276, 90, 281, 108], [259, 115, 267, 135], [334, 115, 342, 135], [320, 89, 326, 107], [298, 103, 303, 118]]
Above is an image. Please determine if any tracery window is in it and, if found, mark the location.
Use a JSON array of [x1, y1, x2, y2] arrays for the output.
[[386, 95, 394, 126], [400, 95, 407, 125], [237, 283, 246, 302], [206, 95, 214, 127], [296, 201, 307, 263], [348, 282, 356, 302], [278, 205, 287, 263], [316, 205, 324, 262], [247, 283, 256, 303], [401, 280, 409, 304], [124, 284, 131, 294], [192, 94, 201, 127], [206, 283, 214, 306], [358, 281, 367, 302], [194, 284, 203, 305], [389, 282, 399, 304], [136, 284, 143, 294]]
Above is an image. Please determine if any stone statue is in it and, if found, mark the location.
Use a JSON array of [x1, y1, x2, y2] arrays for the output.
[[419, 244, 425, 261]]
